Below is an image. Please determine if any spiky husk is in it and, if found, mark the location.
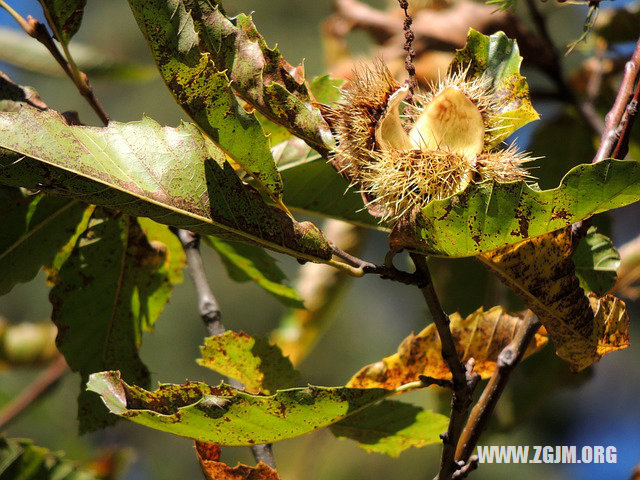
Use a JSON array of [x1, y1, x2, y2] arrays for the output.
[[358, 146, 533, 221], [329, 61, 400, 178], [329, 62, 536, 223], [360, 149, 473, 221], [477, 144, 535, 182]]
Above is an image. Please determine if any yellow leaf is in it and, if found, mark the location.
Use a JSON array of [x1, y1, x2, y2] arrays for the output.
[[479, 228, 630, 370], [347, 306, 546, 389]]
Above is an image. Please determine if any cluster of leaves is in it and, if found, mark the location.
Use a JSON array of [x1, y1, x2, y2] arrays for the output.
[[0, 0, 638, 477]]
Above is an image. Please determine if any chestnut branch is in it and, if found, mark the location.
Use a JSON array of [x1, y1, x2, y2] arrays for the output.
[[173, 229, 276, 470]]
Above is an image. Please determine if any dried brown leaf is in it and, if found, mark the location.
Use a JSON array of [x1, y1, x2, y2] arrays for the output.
[[590, 293, 630, 357], [195, 442, 282, 480], [479, 228, 630, 370], [347, 306, 547, 389]]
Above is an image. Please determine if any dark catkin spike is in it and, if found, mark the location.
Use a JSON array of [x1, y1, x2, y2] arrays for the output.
[[397, 0, 417, 99]]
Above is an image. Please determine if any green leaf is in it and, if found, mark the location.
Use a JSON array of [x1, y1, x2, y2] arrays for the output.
[[138, 219, 186, 330], [87, 370, 400, 445], [0, 70, 88, 295], [310, 75, 344, 105], [394, 159, 640, 257], [197, 331, 299, 394], [44, 205, 94, 285], [252, 71, 373, 229], [0, 187, 87, 295], [573, 227, 620, 296], [0, 108, 332, 263], [257, 75, 343, 147], [450, 29, 539, 146], [50, 210, 176, 431], [127, 0, 283, 200], [0, 28, 155, 82], [38, 0, 86, 45], [330, 400, 449, 457], [257, 114, 294, 147], [0, 437, 98, 480], [205, 236, 304, 308], [174, 0, 331, 154]]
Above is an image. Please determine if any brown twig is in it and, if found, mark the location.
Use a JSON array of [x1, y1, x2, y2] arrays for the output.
[[410, 254, 479, 480], [572, 35, 640, 234], [174, 229, 224, 336], [455, 312, 541, 463], [419, 375, 454, 389], [330, 242, 374, 270], [330, 244, 430, 285], [0, 354, 68, 429], [451, 456, 478, 480], [366, 262, 424, 286], [0, 0, 110, 125], [593, 36, 640, 162], [173, 229, 276, 470]]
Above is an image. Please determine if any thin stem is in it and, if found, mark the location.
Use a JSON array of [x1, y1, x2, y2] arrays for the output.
[[249, 444, 276, 467], [419, 375, 453, 389], [0, 2, 70, 77], [395, 379, 429, 393], [327, 258, 366, 277], [173, 229, 276, 469], [0, 354, 68, 429], [455, 312, 541, 463], [0, 0, 28, 29], [451, 457, 478, 480], [330, 243, 375, 270], [0, 0, 110, 125], [332, 248, 425, 285], [410, 254, 479, 480], [175, 229, 223, 336], [524, 0, 604, 137]]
